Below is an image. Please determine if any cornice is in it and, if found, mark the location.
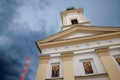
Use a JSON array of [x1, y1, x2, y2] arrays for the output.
[[38, 32, 120, 49], [37, 26, 120, 44]]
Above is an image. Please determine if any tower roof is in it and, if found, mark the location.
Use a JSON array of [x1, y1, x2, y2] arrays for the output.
[[66, 7, 76, 11]]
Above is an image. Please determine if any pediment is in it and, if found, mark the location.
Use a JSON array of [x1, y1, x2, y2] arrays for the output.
[[60, 32, 94, 40], [37, 25, 120, 44], [54, 30, 95, 41]]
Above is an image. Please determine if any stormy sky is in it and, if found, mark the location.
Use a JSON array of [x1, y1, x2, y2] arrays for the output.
[[0, 0, 120, 80]]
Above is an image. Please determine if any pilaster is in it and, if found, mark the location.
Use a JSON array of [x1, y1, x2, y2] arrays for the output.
[[36, 55, 50, 80], [61, 52, 75, 80], [95, 47, 120, 80]]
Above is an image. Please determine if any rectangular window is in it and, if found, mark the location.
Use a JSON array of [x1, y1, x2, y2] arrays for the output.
[[83, 61, 94, 74], [51, 65, 60, 77], [71, 19, 78, 24], [80, 58, 97, 75]]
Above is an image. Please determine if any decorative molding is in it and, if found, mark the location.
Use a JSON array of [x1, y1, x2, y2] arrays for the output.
[[50, 54, 61, 57], [43, 43, 120, 54], [39, 54, 50, 60], [95, 47, 109, 54], [75, 73, 108, 79], [38, 32, 120, 49], [61, 52, 74, 58], [37, 26, 120, 45]]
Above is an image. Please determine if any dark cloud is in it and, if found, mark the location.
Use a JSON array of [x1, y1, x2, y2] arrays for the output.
[[0, 0, 51, 80], [1, 0, 120, 80], [0, 0, 21, 33], [0, 48, 22, 80]]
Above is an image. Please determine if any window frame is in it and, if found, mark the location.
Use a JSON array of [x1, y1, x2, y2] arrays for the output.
[[113, 55, 120, 69], [80, 58, 97, 75], [51, 63, 60, 78]]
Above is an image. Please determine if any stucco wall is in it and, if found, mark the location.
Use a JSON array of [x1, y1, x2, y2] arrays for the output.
[[43, 38, 120, 80], [73, 52, 106, 76]]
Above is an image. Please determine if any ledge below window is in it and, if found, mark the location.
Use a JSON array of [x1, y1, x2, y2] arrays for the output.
[[46, 77, 63, 80], [45, 73, 108, 80], [75, 73, 108, 79]]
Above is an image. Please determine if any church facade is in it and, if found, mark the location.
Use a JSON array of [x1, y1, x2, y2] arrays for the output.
[[36, 8, 120, 80]]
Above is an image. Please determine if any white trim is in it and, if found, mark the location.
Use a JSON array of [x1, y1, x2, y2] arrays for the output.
[[51, 63, 60, 78], [113, 55, 120, 71], [109, 45, 120, 49], [50, 54, 61, 57], [74, 49, 94, 54]]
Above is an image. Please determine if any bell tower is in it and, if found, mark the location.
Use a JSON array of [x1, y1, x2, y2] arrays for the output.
[[60, 7, 91, 30], [36, 7, 120, 80]]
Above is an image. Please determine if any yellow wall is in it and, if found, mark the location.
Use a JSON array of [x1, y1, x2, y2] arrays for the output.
[[96, 48, 120, 80], [36, 48, 120, 80], [36, 56, 49, 80], [61, 53, 75, 80]]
